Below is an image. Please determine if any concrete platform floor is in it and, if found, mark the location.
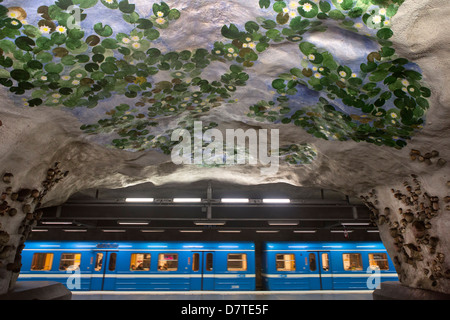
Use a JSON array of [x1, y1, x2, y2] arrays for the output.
[[72, 290, 374, 300]]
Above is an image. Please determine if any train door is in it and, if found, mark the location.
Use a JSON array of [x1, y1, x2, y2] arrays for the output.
[[318, 252, 333, 290], [90, 251, 117, 290], [307, 251, 333, 290], [189, 251, 215, 291]]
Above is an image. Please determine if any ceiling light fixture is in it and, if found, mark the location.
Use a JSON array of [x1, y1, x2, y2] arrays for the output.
[[179, 230, 204, 233], [102, 229, 126, 233], [140, 230, 165, 233], [40, 221, 72, 225], [262, 199, 290, 204], [217, 230, 241, 233], [221, 198, 249, 203], [125, 198, 154, 203], [256, 230, 279, 233], [293, 230, 317, 233], [117, 221, 149, 225], [194, 221, 226, 226], [63, 229, 87, 232], [173, 198, 202, 203], [268, 221, 299, 226]]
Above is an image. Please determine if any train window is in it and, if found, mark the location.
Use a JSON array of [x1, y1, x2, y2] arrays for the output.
[[130, 253, 151, 271], [59, 253, 81, 271], [192, 253, 200, 272], [369, 253, 389, 270], [206, 253, 213, 271], [276, 254, 296, 271], [158, 254, 178, 271], [31, 253, 54, 271], [94, 253, 103, 271], [321, 253, 330, 271], [342, 253, 363, 271], [227, 254, 247, 271], [109, 253, 117, 271], [309, 253, 317, 271]]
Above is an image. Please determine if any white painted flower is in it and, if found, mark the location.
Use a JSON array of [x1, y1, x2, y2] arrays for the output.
[[215, 50, 221, 54], [156, 11, 164, 17], [319, 67, 324, 72], [40, 76, 48, 81], [72, 80, 80, 85], [401, 79, 410, 86], [156, 17, 166, 25], [122, 37, 130, 44], [132, 42, 141, 49], [289, 11, 297, 18], [351, 73, 357, 78], [242, 43, 248, 48], [283, 7, 289, 13], [308, 54, 315, 60], [20, 19, 27, 25], [75, 73, 83, 78], [355, 23, 363, 29], [52, 99, 59, 103], [228, 48, 235, 53], [384, 20, 390, 26], [314, 73, 322, 79], [339, 71, 347, 77], [55, 26, 67, 34], [7, 10, 19, 19], [61, 76, 71, 81], [302, 3, 313, 12], [379, 8, 387, 15], [337, 0, 343, 3], [39, 26, 50, 34], [52, 93, 61, 98], [104, 0, 114, 3], [131, 36, 140, 42], [390, 112, 398, 118], [372, 15, 382, 24], [289, 1, 299, 9], [11, 20, 19, 26], [248, 42, 256, 49], [313, 67, 318, 71]]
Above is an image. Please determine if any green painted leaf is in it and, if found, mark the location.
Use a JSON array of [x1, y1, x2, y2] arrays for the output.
[[94, 23, 113, 37]]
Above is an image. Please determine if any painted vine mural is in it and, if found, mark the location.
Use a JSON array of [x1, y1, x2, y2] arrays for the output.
[[0, 0, 431, 165]]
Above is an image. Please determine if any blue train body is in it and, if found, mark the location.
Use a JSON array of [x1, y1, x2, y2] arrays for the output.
[[262, 242, 398, 290], [19, 241, 256, 291], [18, 241, 398, 291]]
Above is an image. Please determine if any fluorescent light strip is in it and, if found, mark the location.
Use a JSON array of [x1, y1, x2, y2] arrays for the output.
[[173, 198, 202, 203], [341, 222, 371, 226], [140, 230, 165, 233], [262, 199, 290, 204], [125, 198, 154, 203], [330, 230, 354, 233], [218, 230, 241, 233], [102, 229, 126, 233], [63, 229, 87, 233], [367, 230, 380, 233], [194, 221, 226, 226], [268, 221, 299, 226], [32, 229, 48, 232], [179, 230, 203, 233], [293, 230, 316, 234], [41, 221, 72, 225], [118, 222, 149, 225], [256, 230, 279, 233], [221, 198, 249, 203]]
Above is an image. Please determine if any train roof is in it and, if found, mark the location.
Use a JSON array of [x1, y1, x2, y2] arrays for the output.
[[24, 241, 255, 251], [262, 241, 386, 251]]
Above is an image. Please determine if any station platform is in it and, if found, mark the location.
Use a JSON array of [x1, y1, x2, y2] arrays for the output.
[[72, 290, 374, 300]]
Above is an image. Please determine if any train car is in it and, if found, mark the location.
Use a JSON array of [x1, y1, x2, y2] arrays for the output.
[[18, 241, 256, 291], [262, 242, 398, 290]]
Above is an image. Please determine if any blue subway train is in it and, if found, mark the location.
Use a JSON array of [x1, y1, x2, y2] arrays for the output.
[[18, 241, 256, 291], [18, 241, 398, 291], [262, 242, 398, 290]]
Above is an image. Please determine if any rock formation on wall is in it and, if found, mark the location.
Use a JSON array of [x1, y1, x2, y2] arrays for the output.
[[0, 0, 449, 295]]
